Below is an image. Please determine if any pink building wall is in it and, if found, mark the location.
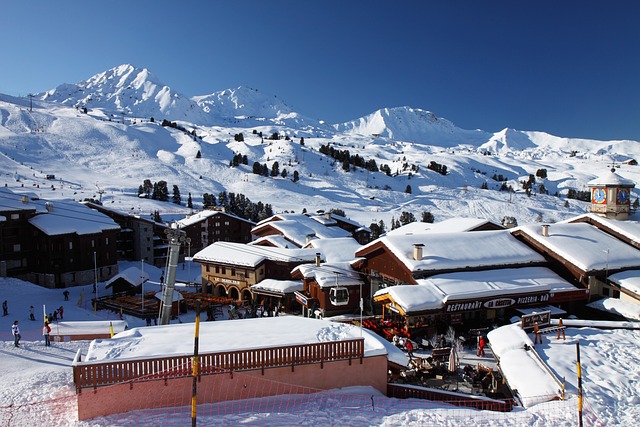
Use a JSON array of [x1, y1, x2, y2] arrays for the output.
[[77, 354, 388, 420]]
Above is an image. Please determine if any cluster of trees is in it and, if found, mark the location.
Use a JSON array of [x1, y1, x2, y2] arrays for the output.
[[427, 161, 448, 176], [566, 188, 591, 202], [161, 119, 198, 140], [230, 153, 249, 167], [318, 144, 380, 173], [202, 190, 273, 223], [138, 180, 182, 205], [251, 161, 299, 182], [388, 210, 435, 230]]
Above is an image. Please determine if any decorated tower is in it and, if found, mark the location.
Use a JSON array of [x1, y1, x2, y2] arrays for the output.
[[587, 166, 635, 220]]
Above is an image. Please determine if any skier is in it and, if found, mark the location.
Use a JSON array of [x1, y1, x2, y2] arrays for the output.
[[43, 321, 51, 347], [63, 290, 70, 301], [11, 320, 21, 347], [58, 306, 64, 320], [2, 300, 8, 316], [30, 305, 36, 321]]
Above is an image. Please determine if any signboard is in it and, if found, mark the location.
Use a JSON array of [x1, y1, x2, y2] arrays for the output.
[[521, 310, 551, 330], [445, 292, 550, 313], [294, 291, 308, 306]]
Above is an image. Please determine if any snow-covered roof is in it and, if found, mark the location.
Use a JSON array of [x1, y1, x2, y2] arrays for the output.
[[487, 324, 562, 408], [193, 241, 320, 267], [303, 237, 362, 263], [292, 262, 364, 288], [84, 316, 400, 363], [358, 230, 545, 274], [587, 297, 640, 321], [249, 235, 296, 248], [28, 199, 120, 236], [374, 267, 578, 315], [253, 214, 351, 247], [608, 269, 640, 296], [386, 217, 499, 236], [515, 222, 640, 272], [566, 213, 640, 246], [106, 266, 149, 288], [587, 170, 635, 187], [177, 209, 253, 228], [250, 279, 303, 295], [424, 266, 578, 303], [0, 188, 47, 213]]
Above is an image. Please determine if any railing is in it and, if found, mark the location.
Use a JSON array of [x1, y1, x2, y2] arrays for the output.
[[387, 383, 515, 412], [72, 338, 364, 392]]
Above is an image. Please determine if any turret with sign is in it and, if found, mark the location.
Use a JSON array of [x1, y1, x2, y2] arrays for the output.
[[587, 166, 635, 220]]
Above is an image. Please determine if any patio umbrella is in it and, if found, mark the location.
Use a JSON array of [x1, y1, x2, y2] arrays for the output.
[[448, 347, 457, 373]]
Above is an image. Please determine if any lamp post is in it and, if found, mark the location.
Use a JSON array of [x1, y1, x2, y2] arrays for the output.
[[603, 248, 610, 285], [141, 259, 145, 310]]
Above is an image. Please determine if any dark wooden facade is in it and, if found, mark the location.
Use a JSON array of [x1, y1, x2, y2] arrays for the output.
[[179, 210, 255, 255]]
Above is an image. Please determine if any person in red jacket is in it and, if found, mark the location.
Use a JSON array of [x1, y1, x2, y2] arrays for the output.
[[477, 336, 486, 357], [43, 321, 51, 347], [405, 339, 414, 360]]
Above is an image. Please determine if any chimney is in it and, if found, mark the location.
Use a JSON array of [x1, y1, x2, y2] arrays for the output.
[[413, 243, 424, 261], [325, 212, 331, 220], [45, 202, 53, 212], [315, 253, 321, 267], [21, 195, 29, 204], [541, 224, 549, 237], [306, 233, 316, 244]]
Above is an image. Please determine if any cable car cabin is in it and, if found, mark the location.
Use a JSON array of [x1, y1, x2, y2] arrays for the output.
[[329, 287, 349, 306]]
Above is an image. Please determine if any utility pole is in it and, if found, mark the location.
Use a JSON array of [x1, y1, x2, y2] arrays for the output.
[[159, 226, 190, 325], [28, 94, 33, 111]]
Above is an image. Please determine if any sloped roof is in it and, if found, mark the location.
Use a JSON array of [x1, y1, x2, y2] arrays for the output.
[[28, 199, 120, 236], [514, 222, 640, 272], [252, 217, 350, 247], [587, 169, 635, 187], [357, 229, 545, 274], [177, 209, 254, 228], [303, 237, 362, 263], [105, 266, 149, 288], [193, 241, 320, 267], [292, 261, 364, 288], [386, 217, 501, 236]]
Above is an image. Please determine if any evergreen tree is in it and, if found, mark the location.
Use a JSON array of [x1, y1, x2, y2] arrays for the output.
[[187, 193, 193, 209], [369, 222, 381, 240], [195, 150, 202, 159], [293, 170, 299, 182], [399, 211, 416, 226], [172, 185, 181, 205], [270, 162, 280, 177], [252, 161, 262, 174], [421, 211, 434, 223], [155, 181, 169, 202], [143, 179, 153, 197], [153, 210, 162, 223], [281, 169, 288, 178], [405, 185, 412, 194], [137, 185, 144, 197]]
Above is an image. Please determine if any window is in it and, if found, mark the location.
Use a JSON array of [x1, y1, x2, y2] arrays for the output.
[[215, 266, 220, 274], [602, 287, 610, 296], [225, 221, 230, 226], [105, 237, 109, 245], [13, 244, 21, 252], [10, 213, 19, 220], [69, 242, 73, 250], [231, 268, 236, 276], [613, 289, 620, 298], [221, 267, 227, 275], [206, 265, 210, 273], [91, 240, 95, 248]]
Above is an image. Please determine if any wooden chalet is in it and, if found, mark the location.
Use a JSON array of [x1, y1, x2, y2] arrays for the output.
[[251, 213, 356, 248], [355, 228, 588, 335], [192, 241, 320, 302], [291, 258, 369, 318], [511, 221, 640, 302], [177, 208, 255, 255], [0, 190, 42, 278]]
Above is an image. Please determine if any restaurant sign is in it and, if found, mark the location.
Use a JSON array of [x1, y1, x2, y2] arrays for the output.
[[445, 292, 550, 313], [294, 291, 308, 306]]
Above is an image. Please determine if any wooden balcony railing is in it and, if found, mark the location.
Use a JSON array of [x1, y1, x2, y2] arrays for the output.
[[72, 338, 364, 392]]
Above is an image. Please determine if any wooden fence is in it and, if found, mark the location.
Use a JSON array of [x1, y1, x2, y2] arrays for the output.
[[387, 383, 515, 412], [72, 338, 364, 392]]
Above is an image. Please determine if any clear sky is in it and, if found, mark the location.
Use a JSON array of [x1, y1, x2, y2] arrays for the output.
[[1, 1, 638, 140]]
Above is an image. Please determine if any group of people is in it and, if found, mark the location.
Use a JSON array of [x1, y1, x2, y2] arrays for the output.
[[392, 335, 415, 359], [8, 290, 71, 348]]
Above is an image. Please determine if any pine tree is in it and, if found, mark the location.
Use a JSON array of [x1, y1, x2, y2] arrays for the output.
[[405, 185, 412, 194], [187, 193, 193, 209], [293, 170, 299, 182], [153, 210, 162, 223], [270, 162, 280, 177], [421, 211, 434, 223], [172, 185, 181, 205], [143, 179, 153, 197], [399, 211, 416, 226], [196, 150, 202, 159]]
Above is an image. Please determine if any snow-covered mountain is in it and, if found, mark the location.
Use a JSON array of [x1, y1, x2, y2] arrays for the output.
[[2, 64, 639, 228]]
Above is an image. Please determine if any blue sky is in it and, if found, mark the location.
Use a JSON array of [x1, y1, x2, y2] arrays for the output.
[[1, 1, 638, 140]]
